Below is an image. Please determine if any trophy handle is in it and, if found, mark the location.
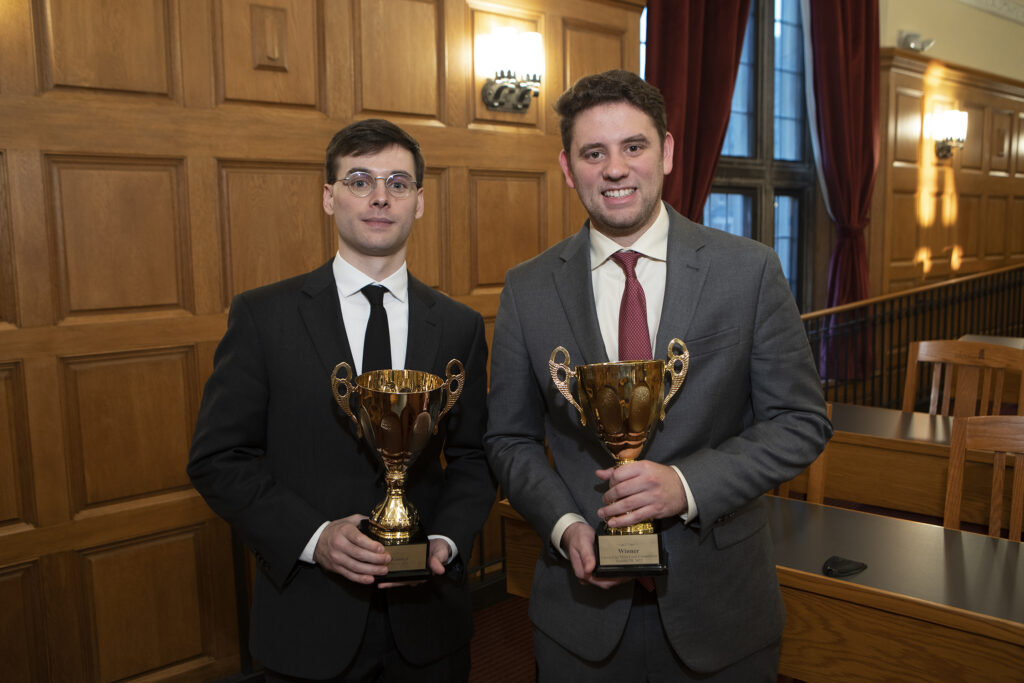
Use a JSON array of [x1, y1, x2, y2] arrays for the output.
[[548, 346, 586, 426], [661, 338, 690, 420], [434, 358, 465, 434], [330, 361, 362, 439]]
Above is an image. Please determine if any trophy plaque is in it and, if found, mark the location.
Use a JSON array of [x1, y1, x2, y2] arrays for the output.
[[549, 340, 689, 577], [330, 360, 464, 581]]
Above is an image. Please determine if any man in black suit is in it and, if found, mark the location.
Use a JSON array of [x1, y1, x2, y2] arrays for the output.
[[188, 119, 495, 682]]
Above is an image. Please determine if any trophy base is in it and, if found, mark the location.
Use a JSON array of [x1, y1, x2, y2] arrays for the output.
[[593, 530, 666, 578], [359, 520, 431, 582]]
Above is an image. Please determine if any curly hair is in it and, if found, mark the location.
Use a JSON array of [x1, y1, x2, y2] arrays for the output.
[[554, 69, 667, 152]]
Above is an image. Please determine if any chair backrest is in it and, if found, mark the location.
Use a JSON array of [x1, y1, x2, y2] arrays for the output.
[[772, 403, 830, 504], [902, 340, 1024, 417], [944, 415, 1024, 541]]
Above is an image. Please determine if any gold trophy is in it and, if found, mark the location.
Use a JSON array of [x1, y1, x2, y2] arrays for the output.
[[549, 340, 688, 576], [330, 360, 464, 581]]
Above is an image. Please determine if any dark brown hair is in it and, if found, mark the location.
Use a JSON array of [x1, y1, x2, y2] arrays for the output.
[[554, 69, 668, 152], [324, 119, 425, 185]]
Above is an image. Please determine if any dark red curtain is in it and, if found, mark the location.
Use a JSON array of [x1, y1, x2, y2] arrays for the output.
[[804, 0, 880, 379], [645, 0, 751, 221], [804, 0, 880, 309]]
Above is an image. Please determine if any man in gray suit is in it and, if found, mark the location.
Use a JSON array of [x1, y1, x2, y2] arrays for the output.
[[485, 70, 832, 680]]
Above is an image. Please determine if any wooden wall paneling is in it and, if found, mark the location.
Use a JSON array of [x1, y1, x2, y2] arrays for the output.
[[187, 156, 226, 315], [0, 0, 38, 95], [1012, 198, 1024, 257], [894, 90, 922, 165], [179, 0, 217, 108], [956, 192, 981, 264], [0, 562, 48, 681], [406, 168, 447, 290], [1017, 113, 1024, 178], [0, 362, 34, 526], [958, 104, 986, 173], [8, 150, 55, 327], [80, 529, 207, 681], [990, 109, 1013, 175], [356, 0, 443, 120], [442, 0, 471, 129], [23, 355, 71, 528], [469, 4, 543, 129], [36, 0, 180, 97], [983, 195, 1008, 259], [219, 161, 333, 302], [469, 171, 546, 294], [46, 155, 194, 319], [0, 151, 14, 326], [217, 0, 323, 108], [445, 166, 473, 297], [321, 0, 355, 120], [61, 348, 197, 513]]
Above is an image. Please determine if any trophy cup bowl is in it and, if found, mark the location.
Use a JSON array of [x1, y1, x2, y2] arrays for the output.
[[549, 339, 688, 576], [330, 359, 464, 580]]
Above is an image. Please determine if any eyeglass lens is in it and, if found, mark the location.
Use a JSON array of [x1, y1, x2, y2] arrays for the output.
[[342, 172, 415, 198]]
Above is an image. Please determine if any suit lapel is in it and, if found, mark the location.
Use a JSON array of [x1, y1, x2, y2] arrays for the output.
[[298, 261, 354, 374], [655, 208, 709, 356], [553, 225, 607, 365], [405, 276, 441, 372]]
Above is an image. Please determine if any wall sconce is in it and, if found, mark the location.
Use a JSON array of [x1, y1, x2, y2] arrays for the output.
[[476, 27, 544, 113], [931, 109, 968, 159]]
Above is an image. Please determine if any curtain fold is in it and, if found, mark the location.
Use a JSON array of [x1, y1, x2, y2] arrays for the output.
[[801, 0, 880, 379], [645, 0, 751, 221]]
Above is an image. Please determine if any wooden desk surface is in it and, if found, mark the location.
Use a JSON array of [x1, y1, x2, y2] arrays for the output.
[[769, 497, 1024, 681], [813, 403, 1013, 525]]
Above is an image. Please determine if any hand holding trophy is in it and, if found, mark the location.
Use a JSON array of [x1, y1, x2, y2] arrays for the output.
[[549, 339, 688, 577], [330, 360, 464, 582]]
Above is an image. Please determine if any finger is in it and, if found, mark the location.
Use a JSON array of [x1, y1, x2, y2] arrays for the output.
[[587, 575, 630, 589], [379, 580, 426, 589], [595, 467, 614, 481], [428, 555, 447, 575]]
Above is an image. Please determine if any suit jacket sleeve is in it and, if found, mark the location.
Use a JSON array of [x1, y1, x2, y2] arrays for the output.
[[187, 293, 325, 588]]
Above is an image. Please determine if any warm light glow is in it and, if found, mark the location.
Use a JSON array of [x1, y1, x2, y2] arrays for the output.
[[931, 109, 968, 143], [514, 32, 545, 80], [941, 170, 958, 227], [950, 244, 963, 271], [474, 26, 544, 81], [914, 247, 933, 275]]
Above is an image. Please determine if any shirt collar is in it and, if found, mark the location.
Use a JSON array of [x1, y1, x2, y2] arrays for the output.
[[589, 201, 669, 270], [332, 252, 409, 302]]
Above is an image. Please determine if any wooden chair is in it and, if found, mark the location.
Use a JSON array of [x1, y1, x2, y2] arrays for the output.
[[944, 415, 1024, 541], [902, 340, 1024, 417], [772, 404, 830, 504]]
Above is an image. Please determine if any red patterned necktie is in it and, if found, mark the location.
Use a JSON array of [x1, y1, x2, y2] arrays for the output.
[[610, 250, 652, 361]]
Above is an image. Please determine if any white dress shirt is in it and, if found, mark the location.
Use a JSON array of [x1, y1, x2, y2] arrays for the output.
[[299, 252, 455, 565], [550, 203, 699, 554]]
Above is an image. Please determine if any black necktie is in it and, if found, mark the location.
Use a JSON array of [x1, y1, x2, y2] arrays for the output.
[[360, 285, 392, 372]]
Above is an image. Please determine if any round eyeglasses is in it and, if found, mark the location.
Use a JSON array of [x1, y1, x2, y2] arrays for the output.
[[339, 172, 418, 199]]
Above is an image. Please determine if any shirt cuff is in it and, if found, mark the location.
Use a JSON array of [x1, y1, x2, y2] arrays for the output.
[[427, 534, 457, 563], [300, 520, 330, 564], [551, 512, 588, 559], [671, 465, 698, 523]]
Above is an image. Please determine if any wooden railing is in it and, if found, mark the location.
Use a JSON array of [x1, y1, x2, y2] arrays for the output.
[[802, 264, 1024, 408]]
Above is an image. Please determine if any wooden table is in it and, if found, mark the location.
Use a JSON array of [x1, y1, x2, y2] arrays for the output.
[[770, 496, 1024, 682], [790, 402, 1016, 526], [497, 498, 1024, 681]]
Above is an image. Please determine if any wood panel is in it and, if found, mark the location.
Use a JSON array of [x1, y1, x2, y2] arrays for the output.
[[406, 169, 446, 289], [0, 362, 33, 525], [873, 50, 1024, 295], [0, 151, 14, 326], [0, 563, 47, 681], [81, 531, 205, 682], [358, 0, 441, 118], [219, 162, 333, 300], [217, 0, 322, 107], [47, 156, 193, 319], [0, 1, 646, 678], [470, 6, 542, 128], [470, 171, 546, 291], [37, 0, 178, 96], [62, 348, 198, 512]]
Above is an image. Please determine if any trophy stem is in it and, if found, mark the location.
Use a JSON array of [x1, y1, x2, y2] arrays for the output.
[[369, 470, 420, 544]]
